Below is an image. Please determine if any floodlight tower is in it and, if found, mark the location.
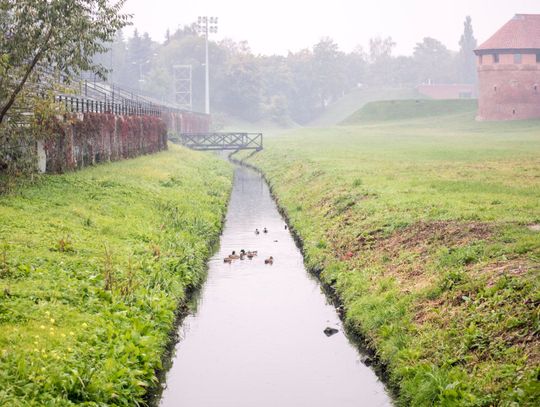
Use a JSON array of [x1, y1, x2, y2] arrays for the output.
[[197, 16, 218, 114]]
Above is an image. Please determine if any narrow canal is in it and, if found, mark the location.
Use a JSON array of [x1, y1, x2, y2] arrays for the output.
[[159, 166, 392, 407]]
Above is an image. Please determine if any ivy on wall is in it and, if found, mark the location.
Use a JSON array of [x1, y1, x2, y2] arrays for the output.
[[43, 113, 168, 173]]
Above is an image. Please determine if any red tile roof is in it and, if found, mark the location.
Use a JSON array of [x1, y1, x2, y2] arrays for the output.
[[476, 14, 540, 51]]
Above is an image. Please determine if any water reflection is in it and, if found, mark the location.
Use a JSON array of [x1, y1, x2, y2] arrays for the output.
[[159, 166, 392, 407]]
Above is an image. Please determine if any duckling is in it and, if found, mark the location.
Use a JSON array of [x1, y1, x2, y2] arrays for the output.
[[264, 256, 274, 265], [263, 227, 268, 233], [255, 228, 260, 235]]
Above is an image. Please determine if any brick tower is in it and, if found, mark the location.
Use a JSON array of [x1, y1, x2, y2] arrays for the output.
[[474, 14, 540, 121]]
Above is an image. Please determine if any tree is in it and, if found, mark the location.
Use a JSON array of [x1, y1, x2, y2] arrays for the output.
[[313, 37, 346, 107], [368, 36, 395, 63], [458, 16, 478, 84], [367, 36, 396, 85], [287, 49, 320, 123], [413, 37, 456, 84], [0, 0, 130, 124]]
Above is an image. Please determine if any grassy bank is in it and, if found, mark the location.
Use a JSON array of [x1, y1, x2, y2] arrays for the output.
[[242, 103, 540, 405], [309, 87, 420, 127], [0, 145, 232, 405]]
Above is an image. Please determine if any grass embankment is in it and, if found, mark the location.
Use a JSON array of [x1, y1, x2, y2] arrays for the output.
[[242, 102, 540, 406], [342, 99, 478, 124], [0, 145, 232, 405], [309, 86, 420, 127]]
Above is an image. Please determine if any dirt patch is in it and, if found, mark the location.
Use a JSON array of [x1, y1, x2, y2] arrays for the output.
[[332, 221, 493, 261], [481, 259, 533, 287], [329, 221, 494, 294], [527, 223, 540, 232], [372, 221, 493, 257]]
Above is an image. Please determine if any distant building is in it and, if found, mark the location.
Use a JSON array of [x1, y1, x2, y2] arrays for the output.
[[416, 84, 477, 100], [474, 14, 540, 121]]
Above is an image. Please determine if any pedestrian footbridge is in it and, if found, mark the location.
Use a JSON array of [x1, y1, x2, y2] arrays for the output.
[[176, 132, 263, 151]]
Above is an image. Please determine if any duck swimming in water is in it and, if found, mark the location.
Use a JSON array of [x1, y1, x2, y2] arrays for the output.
[[263, 227, 268, 233], [255, 229, 260, 235], [224, 257, 232, 263], [264, 256, 274, 265]]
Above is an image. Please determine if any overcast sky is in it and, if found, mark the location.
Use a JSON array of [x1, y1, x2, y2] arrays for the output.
[[122, 0, 539, 55]]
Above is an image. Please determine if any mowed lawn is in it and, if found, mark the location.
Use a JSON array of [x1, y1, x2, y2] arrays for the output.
[[244, 102, 540, 406], [0, 145, 232, 405]]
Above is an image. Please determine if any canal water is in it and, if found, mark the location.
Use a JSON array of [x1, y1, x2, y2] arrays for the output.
[[159, 166, 392, 407]]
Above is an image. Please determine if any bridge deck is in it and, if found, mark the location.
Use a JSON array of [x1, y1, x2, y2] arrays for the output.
[[177, 132, 263, 151]]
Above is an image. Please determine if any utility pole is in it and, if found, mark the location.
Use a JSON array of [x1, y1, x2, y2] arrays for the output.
[[197, 16, 218, 114]]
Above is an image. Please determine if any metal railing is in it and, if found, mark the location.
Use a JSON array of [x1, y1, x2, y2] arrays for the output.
[[177, 132, 263, 151], [39, 68, 191, 117]]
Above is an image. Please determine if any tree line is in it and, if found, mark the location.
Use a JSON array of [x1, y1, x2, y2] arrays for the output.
[[95, 17, 478, 124]]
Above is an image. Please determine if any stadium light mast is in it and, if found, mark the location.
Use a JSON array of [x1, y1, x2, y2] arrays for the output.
[[197, 16, 218, 114]]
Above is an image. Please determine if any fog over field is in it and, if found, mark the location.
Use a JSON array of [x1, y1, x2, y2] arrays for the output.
[[124, 0, 539, 55]]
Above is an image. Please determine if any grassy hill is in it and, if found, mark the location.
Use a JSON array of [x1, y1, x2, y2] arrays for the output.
[[241, 111, 540, 405], [309, 86, 421, 127], [343, 99, 478, 124], [0, 146, 232, 405]]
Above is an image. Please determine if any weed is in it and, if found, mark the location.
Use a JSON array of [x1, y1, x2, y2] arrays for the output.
[[53, 235, 75, 253], [0, 145, 232, 405], [243, 109, 540, 405], [102, 244, 114, 291], [352, 178, 363, 187], [151, 243, 161, 258], [0, 243, 9, 278]]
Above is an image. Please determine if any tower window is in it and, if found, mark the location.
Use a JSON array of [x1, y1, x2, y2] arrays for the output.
[[493, 53, 499, 63], [514, 53, 522, 64]]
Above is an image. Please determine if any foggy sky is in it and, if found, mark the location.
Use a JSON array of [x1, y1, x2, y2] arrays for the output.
[[123, 0, 539, 55]]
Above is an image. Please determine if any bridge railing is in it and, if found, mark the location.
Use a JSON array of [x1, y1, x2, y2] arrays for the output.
[[177, 132, 263, 151]]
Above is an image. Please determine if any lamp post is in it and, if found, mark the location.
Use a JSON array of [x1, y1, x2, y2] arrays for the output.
[[197, 16, 218, 114]]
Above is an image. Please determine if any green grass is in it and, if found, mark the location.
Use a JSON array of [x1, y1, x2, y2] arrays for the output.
[[241, 106, 540, 406], [343, 99, 478, 124], [0, 145, 232, 406], [309, 86, 421, 127]]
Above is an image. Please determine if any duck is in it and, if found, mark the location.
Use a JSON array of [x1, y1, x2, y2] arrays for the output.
[[224, 257, 232, 263], [255, 228, 260, 235], [240, 253, 245, 260], [263, 227, 268, 233], [264, 256, 274, 265], [229, 250, 240, 259], [247, 253, 254, 259]]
